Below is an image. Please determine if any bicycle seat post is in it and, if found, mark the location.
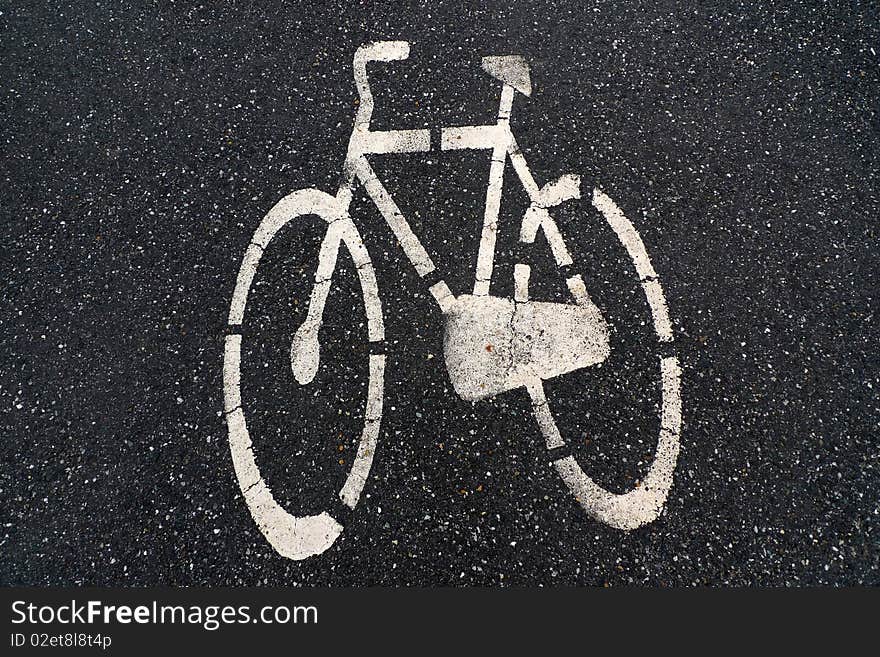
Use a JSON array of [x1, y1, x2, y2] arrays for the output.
[[452, 55, 531, 297]]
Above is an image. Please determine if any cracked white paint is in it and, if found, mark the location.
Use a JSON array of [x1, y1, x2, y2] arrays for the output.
[[225, 336, 344, 559], [224, 40, 683, 560], [443, 294, 610, 402]]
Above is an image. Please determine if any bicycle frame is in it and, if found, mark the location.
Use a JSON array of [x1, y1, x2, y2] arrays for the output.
[[289, 41, 609, 406], [324, 41, 586, 318]]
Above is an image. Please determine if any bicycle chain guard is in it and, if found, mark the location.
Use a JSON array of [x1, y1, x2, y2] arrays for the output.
[[442, 294, 610, 402]]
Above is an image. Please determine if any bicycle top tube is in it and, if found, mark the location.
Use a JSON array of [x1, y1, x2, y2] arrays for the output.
[[348, 40, 518, 160], [342, 40, 552, 304]]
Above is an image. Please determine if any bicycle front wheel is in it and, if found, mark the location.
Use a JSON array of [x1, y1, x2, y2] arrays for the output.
[[223, 188, 385, 560]]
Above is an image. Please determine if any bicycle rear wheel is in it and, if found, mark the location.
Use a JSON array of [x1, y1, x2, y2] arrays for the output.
[[528, 188, 682, 530], [223, 188, 385, 560]]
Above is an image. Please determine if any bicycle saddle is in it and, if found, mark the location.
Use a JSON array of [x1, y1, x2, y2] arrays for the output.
[[481, 55, 532, 97]]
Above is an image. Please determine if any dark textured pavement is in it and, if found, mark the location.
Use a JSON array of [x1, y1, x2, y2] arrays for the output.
[[2, 1, 878, 585]]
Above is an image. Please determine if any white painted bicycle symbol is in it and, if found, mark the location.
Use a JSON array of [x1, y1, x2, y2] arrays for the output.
[[223, 41, 682, 560]]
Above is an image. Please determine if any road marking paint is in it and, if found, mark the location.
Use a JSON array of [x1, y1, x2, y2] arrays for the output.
[[443, 294, 610, 402], [481, 55, 532, 97], [642, 278, 674, 341], [223, 334, 243, 413], [519, 206, 574, 266], [429, 280, 456, 314], [441, 125, 506, 151], [472, 147, 506, 296], [506, 134, 540, 198], [352, 41, 411, 131], [339, 354, 385, 508], [225, 335, 345, 559], [352, 156, 436, 277], [224, 185, 386, 559], [225, 40, 684, 559], [227, 244, 262, 326], [541, 194, 681, 530], [472, 86, 515, 297], [566, 274, 595, 307], [660, 355, 683, 435], [526, 380, 565, 449], [513, 263, 531, 302], [592, 188, 674, 342], [551, 355, 681, 530], [535, 174, 581, 208], [355, 129, 430, 155]]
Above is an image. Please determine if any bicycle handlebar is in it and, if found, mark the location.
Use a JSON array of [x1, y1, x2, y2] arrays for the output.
[[353, 41, 411, 129], [354, 41, 410, 64]]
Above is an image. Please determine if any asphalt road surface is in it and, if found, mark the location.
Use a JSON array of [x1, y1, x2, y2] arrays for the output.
[[2, 1, 878, 585]]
